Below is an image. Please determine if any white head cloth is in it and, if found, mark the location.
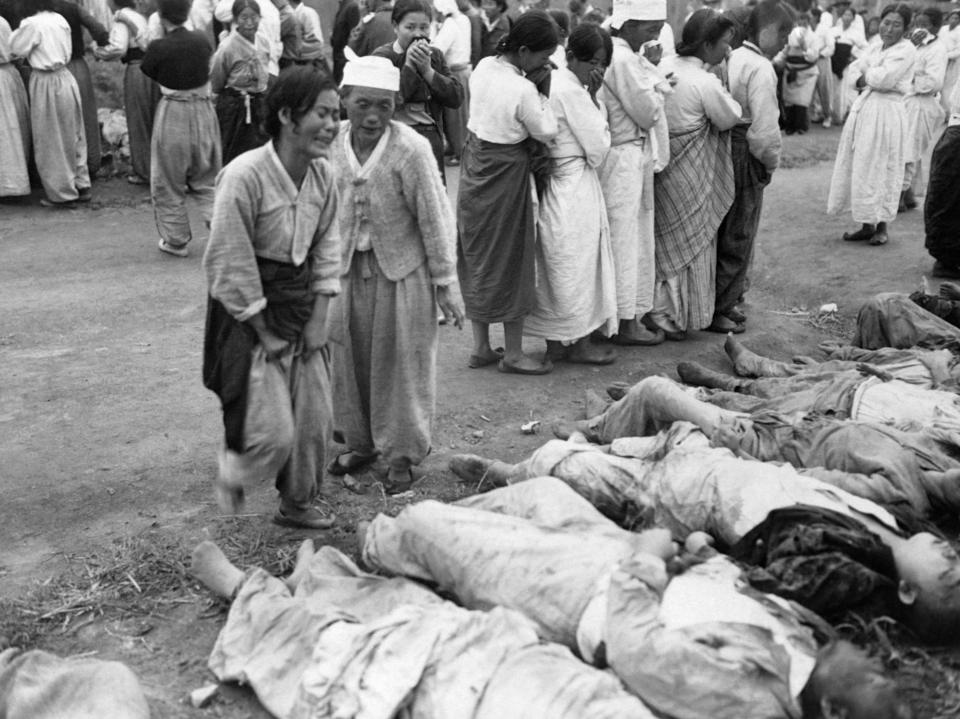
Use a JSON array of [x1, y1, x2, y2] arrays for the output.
[[434, 0, 459, 16], [340, 47, 401, 91], [609, 0, 666, 29]]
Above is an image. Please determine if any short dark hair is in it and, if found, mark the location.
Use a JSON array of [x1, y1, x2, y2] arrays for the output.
[[566, 22, 612, 66], [113, 0, 137, 9], [496, 9, 560, 54], [25, 0, 56, 13], [391, 0, 430, 25], [548, 8, 570, 37], [264, 66, 338, 139], [676, 8, 736, 56], [917, 6, 943, 32], [879, 3, 912, 28], [157, 0, 191, 26], [231, 0, 261, 18]]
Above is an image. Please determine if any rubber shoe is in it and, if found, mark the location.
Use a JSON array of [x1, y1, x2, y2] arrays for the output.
[[158, 239, 189, 257]]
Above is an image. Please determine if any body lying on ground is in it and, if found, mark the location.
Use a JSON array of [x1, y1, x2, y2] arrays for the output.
[[190, 540, 656, 719], [573, 374, 960, 516], [0, 648, 150, 719], [362, 475, 912, 719], [448, 421, 960, 645]]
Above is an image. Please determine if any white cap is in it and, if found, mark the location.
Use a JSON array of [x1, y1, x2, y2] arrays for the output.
[[433, 0, 459, 16], [340, 48, 400, 92], [609, 0, 667, 29]]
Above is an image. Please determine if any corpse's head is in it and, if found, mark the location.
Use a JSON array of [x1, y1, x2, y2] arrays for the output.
[[892, 532, 960, 643], [800, 641, 913, 719]]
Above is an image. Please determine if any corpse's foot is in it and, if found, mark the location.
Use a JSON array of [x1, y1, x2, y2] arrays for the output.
[[724, 334, 767, 377], [448, 454, 514, 488], [606, 381, 631, 401], [284, 539, 316, 591], [584, 389, 608, 419], [676, 361, 744, 391], [191, 541, 245, 599], [551, 418, 597, 441]]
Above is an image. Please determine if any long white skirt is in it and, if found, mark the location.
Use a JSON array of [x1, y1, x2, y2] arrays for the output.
[[0, 63, 30, 196], [827, 89, 908, 224], [903, 93, 946, 196], [525, 157, 618, 342], [597, 141, 656, 321]]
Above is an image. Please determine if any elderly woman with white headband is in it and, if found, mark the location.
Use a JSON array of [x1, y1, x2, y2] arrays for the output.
[[329, 52, 464, 494]]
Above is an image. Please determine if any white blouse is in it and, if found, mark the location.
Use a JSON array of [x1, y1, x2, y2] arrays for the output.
[[663, 55, 741, 134], [547, 67, 610, 168], [851, 37, 917, 96], [10, 12, 71, 70], [433, 12, 471, 67], [467, 55, 558, 144]]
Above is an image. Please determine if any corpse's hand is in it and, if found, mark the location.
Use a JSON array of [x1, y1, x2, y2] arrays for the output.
[[437, 283, 465, 329], [856, 362, 894, 382], [526, 63, 553, 97], [635, 528, 678, 561]]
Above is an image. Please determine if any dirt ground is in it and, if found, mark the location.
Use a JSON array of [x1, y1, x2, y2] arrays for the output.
[[2, 126, 960, 717]]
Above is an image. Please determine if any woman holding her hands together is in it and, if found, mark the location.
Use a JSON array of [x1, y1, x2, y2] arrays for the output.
[[457, 10, 561, 375], [371, 0, 464, 178]]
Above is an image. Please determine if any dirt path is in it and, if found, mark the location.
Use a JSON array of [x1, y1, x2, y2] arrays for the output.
[[1, 127, 954, 716]]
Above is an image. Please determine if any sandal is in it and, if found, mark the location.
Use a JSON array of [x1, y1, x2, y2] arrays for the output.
[[327, 450, 378, 476], [273, 505, 337, 530], [468, 346, 504, 368], [497, 358, 553, 375]]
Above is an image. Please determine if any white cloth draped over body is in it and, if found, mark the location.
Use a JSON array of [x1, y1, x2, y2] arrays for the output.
[[524, 67, 618, 343], [903, 38, 948, 196], [649, 55, 740, 333], [0, 16, 30, 196], [827, 37, 917, 224], [596, 38, 665, 324], [208, 544, 655, 719]]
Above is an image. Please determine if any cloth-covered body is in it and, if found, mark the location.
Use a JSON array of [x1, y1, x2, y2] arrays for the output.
[[202, 142, 341, 509], [209, 544, 655, 719], [0, 649, 150, 719], [330, 122, 456, 469], [596, 38, 663, 323], [649, 55, 740, 333], [827, 38, 917, 224], [512, 424, 908, 620], [587, 376, 960, 514], [364, 477, 819, 719], [457, 55, 557, 324], [9, 11, 90, 203], [854, 292, 960, 349], [524, 67, 617, 343], [0, 17, 29, 197]]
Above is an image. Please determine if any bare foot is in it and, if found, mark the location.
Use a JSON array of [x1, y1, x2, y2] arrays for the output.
[[677, 362, 743, 391], [448, 454, 514, 488], [284, 539, 316, 592], [191, 541, 244, 599], [723, 334, 759, 378]]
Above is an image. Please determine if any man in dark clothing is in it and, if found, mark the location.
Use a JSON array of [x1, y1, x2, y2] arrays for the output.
[[348, 0, 394, 56], [331, 0, 361, 81]]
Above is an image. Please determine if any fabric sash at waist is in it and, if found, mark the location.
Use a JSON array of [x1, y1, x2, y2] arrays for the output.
[[30, 64, 68, 73], [202, 257, 315, 451], [161, 84, 213, 101]]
